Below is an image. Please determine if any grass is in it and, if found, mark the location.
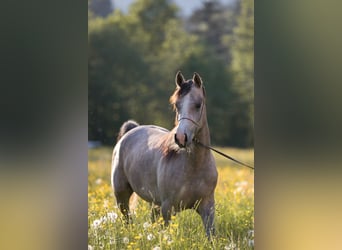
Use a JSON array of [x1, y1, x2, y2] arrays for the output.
[[88, 147, 254, 249]]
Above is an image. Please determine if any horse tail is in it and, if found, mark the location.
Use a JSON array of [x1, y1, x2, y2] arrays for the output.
[[117, 120, 139, 142]]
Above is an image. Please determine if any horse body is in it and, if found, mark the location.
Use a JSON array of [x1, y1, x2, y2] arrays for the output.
[[111, 72, 218, 237]]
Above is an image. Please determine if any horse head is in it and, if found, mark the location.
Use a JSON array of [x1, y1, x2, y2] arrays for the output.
[[170, 71, 206, 148]]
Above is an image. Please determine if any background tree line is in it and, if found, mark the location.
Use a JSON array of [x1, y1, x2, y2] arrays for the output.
[[89, 0, 253, 147]]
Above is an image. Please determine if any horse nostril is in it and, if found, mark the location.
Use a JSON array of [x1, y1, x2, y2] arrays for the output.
[[174, 133, 179, 144], [175, 133, 186, 147], [184, 133, 188, 143]]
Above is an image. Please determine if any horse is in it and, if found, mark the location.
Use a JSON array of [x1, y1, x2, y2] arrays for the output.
[[111, 71, 218, 237]]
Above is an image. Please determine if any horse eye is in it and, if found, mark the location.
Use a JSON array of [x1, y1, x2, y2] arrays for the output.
[[195, 103, 201, 109]]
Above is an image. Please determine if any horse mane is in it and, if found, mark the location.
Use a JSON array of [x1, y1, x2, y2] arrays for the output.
[[158, 131, 179, 160]]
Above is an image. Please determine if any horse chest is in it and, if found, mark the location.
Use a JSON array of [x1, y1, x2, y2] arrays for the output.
[[159, 166, 215, 204]]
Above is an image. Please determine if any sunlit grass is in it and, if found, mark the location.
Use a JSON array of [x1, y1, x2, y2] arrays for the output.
[[88, 147, 254, 249]]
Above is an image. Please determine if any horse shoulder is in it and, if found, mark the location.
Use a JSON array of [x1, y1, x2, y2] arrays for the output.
[[194, 156, 218, 194]]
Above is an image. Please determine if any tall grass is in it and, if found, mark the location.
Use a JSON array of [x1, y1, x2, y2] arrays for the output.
[[88, 147, 254, 249]]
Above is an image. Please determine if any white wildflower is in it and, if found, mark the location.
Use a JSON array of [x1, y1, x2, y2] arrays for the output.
[[107, 212, 118, 222], [122, 237, 129, 244], [163, 234, 171, 241], [88, 245, 93, 250], [248, 230, 254, 237], [225, 242, 236, 250], [92, 219, 102, 229], [143, 222, 151, 229], [152, 246, 160, 250], [147, 233, 155, 241], [95, 178, 102, 185], [230, 242, 236, 248], [248, 239, 254, 247]]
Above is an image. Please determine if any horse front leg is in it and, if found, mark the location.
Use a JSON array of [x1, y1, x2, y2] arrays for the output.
[[161, 200, 172, 227], [197, 196, 216, 239]]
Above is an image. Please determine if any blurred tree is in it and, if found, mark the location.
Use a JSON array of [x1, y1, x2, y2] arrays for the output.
[[88, 1, 177, 144], [128, 0, 178, 54], [88, 0, 253, 147], [89, 0, 113, 18], [229, 0, 254, 146], [146, 19, 202, 127], [186, 0, 238, 63], [88, 16, 153, 144]]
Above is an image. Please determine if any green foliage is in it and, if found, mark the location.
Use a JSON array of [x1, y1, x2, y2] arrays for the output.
[[88, 16, 153, 143], [229, 0, 254, 146], [128, 0, 178, 53], [186, 0, 238, 63], [88, 0, 254, 147]]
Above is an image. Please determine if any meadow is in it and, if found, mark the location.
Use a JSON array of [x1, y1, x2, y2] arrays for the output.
[[88, 147, 254, 250]]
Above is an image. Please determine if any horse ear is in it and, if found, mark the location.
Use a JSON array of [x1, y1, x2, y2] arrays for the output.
[[193, 72, 203, 87], [175, 71, 185, 87]]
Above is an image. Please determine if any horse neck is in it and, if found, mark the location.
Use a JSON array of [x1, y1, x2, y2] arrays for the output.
[[196, 106, 210, 146], [192, 107, 212, 164]]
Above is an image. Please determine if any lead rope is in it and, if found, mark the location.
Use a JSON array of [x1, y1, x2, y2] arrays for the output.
[[194, 138, 254, 170]]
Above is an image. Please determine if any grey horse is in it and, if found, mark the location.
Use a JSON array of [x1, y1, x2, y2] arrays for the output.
[[111, 72, 218, 237]]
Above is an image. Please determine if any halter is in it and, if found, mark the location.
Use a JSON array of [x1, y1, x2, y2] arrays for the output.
[[177, 100, 204, 127]]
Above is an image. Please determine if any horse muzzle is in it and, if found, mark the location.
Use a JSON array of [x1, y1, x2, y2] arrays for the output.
[[175, 132, 195, 149], [174, 132, 188, 148]]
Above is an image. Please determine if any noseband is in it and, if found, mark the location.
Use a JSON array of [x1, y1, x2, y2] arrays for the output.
[[177, 101, 204, 127]]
